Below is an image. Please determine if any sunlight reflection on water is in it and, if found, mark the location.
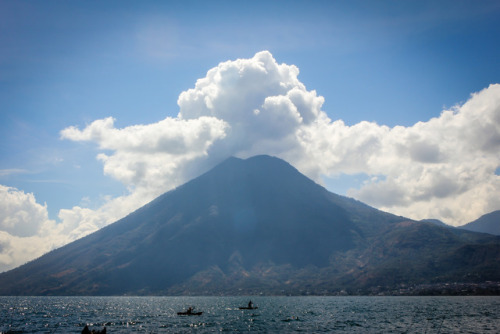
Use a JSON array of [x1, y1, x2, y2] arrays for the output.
[[0, 296, 498, 333]]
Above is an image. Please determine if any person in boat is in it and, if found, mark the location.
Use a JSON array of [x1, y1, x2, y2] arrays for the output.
[[82, 325, 106, 334], [187, 306, 193, 314], [248, 300, 253, 308]]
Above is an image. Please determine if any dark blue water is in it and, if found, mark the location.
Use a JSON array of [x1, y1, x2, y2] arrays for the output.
[[1, 296, 498, 333]]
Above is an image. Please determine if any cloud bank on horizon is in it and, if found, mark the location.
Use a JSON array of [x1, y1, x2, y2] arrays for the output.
[[1, 51, 499, 272]]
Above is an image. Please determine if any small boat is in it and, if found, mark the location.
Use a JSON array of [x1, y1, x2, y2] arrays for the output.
[[82, 325, 106, 334], [177, 310, 203, 316], [239, 301, 258, 310], [177, 307, 203, 316]]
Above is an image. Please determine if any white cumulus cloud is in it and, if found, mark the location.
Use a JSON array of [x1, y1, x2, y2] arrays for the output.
[[0, 186, 66, 271], [0, 185, 156, 272], [1, 51, 499, 271], [0, 185, 49, 238], [61, 116, 228, 193], [59, 51, 500, 226]]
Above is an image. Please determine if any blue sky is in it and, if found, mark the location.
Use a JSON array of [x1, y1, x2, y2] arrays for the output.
[[0, 0, 499, 271]]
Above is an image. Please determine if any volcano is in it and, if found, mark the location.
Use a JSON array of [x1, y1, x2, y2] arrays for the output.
[[0, 155, 498, 295]]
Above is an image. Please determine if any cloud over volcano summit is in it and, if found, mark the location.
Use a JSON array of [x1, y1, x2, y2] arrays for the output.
[[1, 51, 499, 272]]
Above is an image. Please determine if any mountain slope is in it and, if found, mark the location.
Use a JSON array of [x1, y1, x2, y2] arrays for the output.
[[460, 210, 500, 236], [420, 218, 450, 228], [0, 155, 498, 295]]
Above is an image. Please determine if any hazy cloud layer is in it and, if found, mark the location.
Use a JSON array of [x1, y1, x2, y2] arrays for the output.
[[1, 51, 499, 272]]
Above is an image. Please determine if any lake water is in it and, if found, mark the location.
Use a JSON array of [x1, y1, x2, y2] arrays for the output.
[[0, 296, 498, 333]]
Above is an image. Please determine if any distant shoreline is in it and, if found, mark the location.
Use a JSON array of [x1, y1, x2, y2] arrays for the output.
[[2, 281, 499, 297]]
